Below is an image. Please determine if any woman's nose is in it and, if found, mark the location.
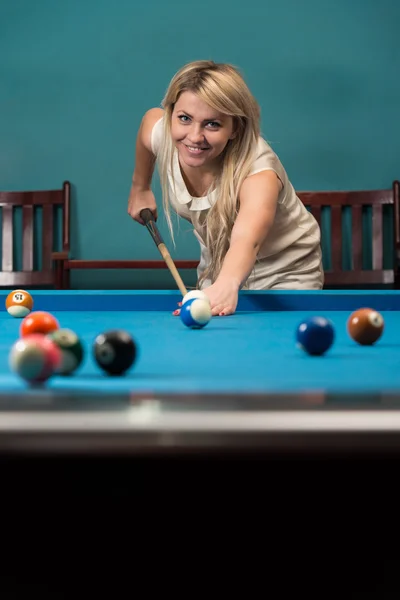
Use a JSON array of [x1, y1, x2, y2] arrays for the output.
[[187, 126, 205, 144]]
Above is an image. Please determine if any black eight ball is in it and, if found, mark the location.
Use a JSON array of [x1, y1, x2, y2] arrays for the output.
[[93, 329, 137, 375]]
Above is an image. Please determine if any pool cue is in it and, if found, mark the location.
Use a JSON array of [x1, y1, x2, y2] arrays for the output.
[[140, 208, 188, 297]]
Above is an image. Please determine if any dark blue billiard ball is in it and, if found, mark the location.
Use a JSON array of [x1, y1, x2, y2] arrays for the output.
[[296, 316, 335, 355]]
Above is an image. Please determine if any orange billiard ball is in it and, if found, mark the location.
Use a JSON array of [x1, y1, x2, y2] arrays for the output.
[[5, 289, 34, 318], [347, 307, 384, 345], [20, 311, 60, 338]]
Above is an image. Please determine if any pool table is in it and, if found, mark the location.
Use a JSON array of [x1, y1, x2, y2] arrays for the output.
[[2, 288, 400, 455], [1, 289, 400, 590]]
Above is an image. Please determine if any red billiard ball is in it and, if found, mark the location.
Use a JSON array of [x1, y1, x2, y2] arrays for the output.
[[347, 307, 384, 345], [20, 311, 60, 338]]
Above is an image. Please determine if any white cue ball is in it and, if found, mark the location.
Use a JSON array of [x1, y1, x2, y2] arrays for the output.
[[182, 290, 210, 305]]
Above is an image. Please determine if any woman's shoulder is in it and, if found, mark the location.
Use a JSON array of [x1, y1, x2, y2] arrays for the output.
[[141, 108, 164, 154], [247, 135, 287, 183], [144, 107, 164, 125]]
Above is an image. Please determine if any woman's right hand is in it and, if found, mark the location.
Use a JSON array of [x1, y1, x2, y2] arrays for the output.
[[127, 186, 158, 225]]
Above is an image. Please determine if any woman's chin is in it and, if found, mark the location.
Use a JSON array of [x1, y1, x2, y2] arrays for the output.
[[180, 153, 208, 169]]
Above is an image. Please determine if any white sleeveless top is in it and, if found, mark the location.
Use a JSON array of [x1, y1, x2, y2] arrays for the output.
[[151, 116, 323, 290]]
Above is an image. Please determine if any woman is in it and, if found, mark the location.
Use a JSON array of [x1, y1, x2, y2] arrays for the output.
[[128, 60, 323, 316]]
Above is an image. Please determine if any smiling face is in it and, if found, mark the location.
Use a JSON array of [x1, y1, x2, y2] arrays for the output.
[[171, 91, 236, 172]]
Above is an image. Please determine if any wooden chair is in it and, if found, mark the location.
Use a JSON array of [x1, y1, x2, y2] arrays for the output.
[[55, 180, 400, 291], [0, 181, 70, 289], [298, 180, 400, 287]]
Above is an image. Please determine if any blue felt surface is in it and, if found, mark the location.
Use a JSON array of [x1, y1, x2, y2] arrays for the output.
[[1, 308, 400, 394]]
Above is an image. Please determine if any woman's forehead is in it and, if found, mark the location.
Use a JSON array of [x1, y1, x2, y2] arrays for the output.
[[174, 91, 227, 121]]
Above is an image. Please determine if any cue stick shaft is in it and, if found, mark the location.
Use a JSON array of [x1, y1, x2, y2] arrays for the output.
[[140, 208, 188, 296]]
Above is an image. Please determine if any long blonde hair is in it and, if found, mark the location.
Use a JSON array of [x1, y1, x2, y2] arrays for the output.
[[158, 60, 261, 287]]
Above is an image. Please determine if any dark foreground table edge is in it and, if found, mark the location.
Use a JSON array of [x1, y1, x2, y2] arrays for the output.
[[1, 390, 400, 455]]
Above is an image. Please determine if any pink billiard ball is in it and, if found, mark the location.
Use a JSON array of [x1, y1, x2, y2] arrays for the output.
[[9, 334, 62, 384]]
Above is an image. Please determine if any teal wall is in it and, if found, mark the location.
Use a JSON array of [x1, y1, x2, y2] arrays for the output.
[[1, 0, 399, 288]]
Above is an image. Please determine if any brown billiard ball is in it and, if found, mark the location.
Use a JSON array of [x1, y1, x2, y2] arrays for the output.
[[347, 307, 384, 345]]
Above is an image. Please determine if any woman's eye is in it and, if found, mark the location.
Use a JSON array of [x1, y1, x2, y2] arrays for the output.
[[177, 116, 220, 128]]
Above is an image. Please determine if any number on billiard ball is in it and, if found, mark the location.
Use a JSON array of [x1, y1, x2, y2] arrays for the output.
[[5, 289, 34, 318], [93, 329, 137, 375]]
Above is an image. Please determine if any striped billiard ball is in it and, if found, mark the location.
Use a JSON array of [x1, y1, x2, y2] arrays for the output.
[[180, 298, 212, 329], [47, 328, 84, 375], [5, 289, 34, 318]]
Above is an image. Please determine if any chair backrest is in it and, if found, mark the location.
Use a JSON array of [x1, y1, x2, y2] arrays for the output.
[[0, 181, 70, 288], [298, 180, 400, 287]]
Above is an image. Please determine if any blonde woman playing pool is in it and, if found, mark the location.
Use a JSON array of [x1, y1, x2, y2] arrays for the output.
[[128, 60, 323, 316]]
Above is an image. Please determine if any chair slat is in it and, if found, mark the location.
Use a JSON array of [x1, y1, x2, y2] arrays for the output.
[[310, 205, 321, 229], [63, 181, 70, 249], [2, 205, 13, 272], [42, 204, 53, 270], [331, 205, 342, 271], [351, 205, 362, 270], [372, 204, 383, 270], [22, 205, 34, 271], [394, 181, 400, 246]]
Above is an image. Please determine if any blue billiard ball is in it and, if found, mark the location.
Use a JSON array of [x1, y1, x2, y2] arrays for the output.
[[180, 298, 212, 329], [296, 316, 335, 355]]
